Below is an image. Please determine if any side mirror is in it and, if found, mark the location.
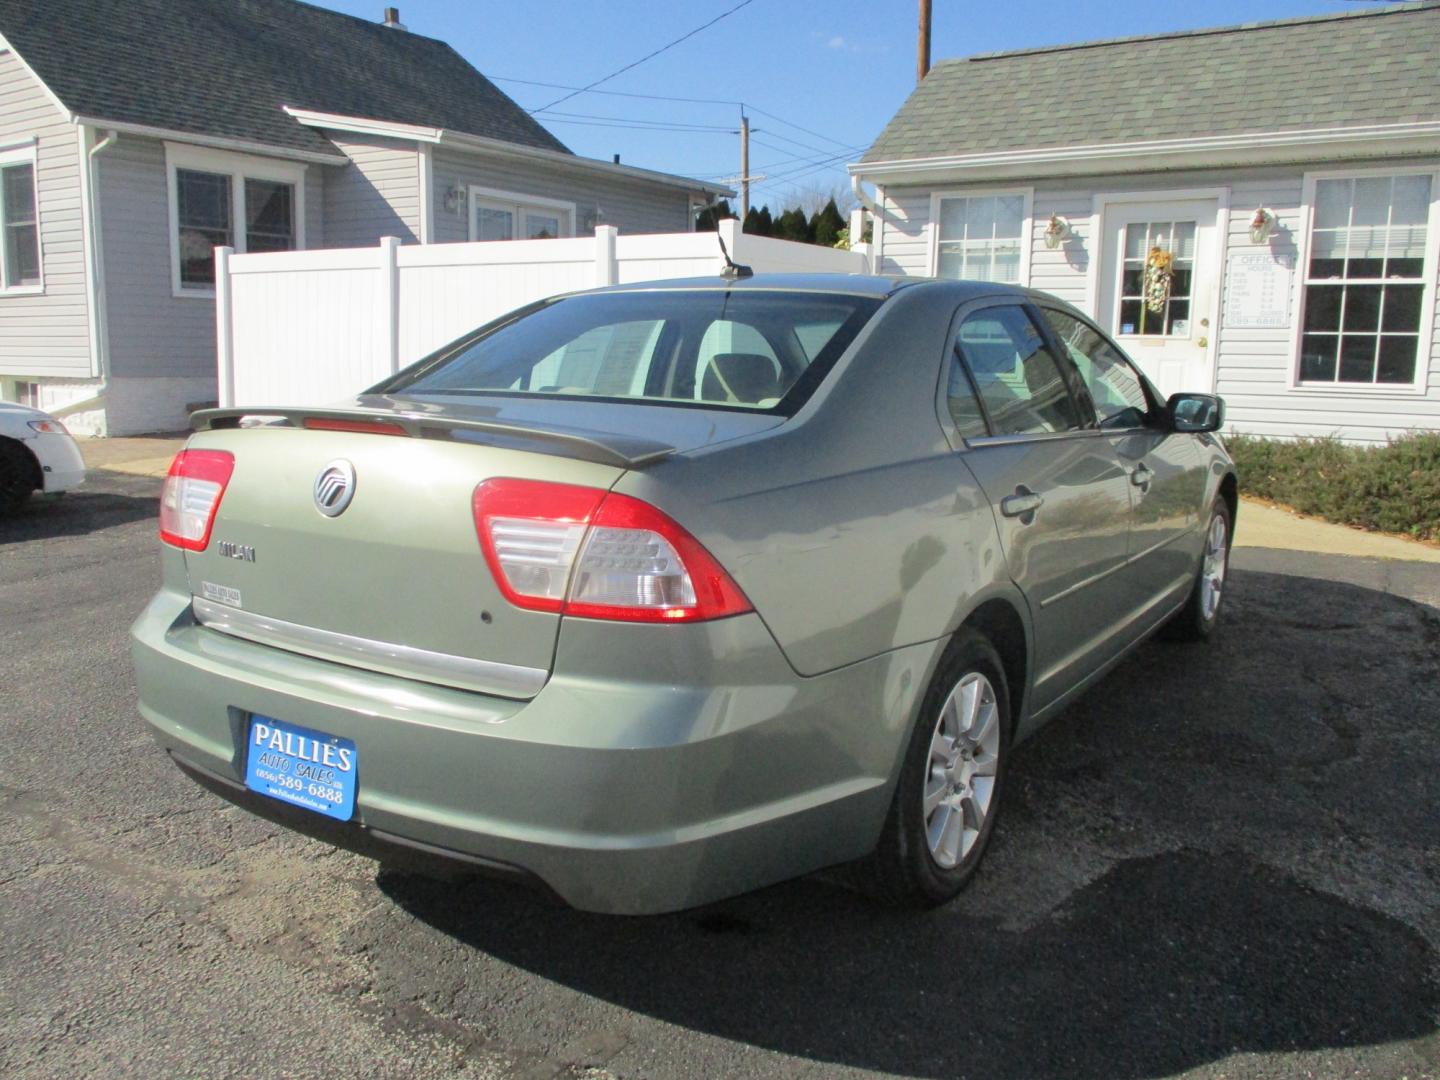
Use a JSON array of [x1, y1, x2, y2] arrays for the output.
[[1166, 392, 1224, 433]]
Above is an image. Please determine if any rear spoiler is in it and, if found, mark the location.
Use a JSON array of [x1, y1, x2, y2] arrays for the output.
[[190, 405, 676, 470]]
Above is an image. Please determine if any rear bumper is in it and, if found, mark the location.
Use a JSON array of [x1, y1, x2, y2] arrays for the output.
[[131, 588, 934, 914]]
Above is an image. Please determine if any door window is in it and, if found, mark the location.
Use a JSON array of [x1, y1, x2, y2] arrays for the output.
[[954, 306, 1083, 436], [1040, 309, 1153, 429], [1118, 220, 1196, 337]]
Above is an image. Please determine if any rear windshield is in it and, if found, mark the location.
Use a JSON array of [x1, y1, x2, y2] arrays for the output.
[[375, 290, 883, 414]]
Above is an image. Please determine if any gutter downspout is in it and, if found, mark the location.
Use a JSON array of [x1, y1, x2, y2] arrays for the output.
[[851, 173, 886, 268], [55, 127, 118, 425]]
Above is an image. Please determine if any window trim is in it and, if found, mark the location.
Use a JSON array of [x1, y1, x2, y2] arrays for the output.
[[467, 183, 576, 242], [1288, 164, 1439, 396], [0, 142, 43, 296], [927, 186, 1034, 286], [165, 142, 307, 299]]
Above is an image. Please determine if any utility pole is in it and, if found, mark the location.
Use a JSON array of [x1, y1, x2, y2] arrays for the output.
[[715, 112, 765, 221], [918, 0, 931, 82], [740, 113, 751, 218]]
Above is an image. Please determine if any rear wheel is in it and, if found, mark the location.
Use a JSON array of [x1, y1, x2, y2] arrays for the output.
[[1166, 496, 1232, 642], [866, 629, 1011, 907], [0, 439, 38, 515]]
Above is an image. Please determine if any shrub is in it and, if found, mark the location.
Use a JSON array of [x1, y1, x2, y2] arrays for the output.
[[1225, 432, 1440, 542]]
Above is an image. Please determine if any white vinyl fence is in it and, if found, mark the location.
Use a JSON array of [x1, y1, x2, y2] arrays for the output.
[[215, 220, 871, 408]]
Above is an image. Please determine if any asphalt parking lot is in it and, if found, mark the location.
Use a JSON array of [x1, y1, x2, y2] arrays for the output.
[[2, 468, 1437, 1079]]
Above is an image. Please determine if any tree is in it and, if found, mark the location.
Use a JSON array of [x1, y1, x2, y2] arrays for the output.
[[776, 206, 811, 243], [743, 204, 774, 236], [694, 199, 734, 232], [809, 197, 846, 247]]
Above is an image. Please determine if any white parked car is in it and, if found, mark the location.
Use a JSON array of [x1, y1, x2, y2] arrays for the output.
[[0, 402, 86, 514]]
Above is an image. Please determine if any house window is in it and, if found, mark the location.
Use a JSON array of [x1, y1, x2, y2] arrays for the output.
[[176, 169, 232, 287], [469, 186, 575, 243], [0, 151, 41, 291], [934, 193, 1027, 283], [14, 380, 41, 408], [166, 144, 305, 295], [1299, 174, 1433, 386], [243, 179, 295, 253]]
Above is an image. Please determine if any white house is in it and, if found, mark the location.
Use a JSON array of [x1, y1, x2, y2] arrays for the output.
[[851, 2, 1440, 444], [0, 0, 728, 435]]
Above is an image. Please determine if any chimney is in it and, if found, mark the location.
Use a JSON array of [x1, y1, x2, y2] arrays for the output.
[[613, 154, 621, 164], [382, 7, 406, 30]]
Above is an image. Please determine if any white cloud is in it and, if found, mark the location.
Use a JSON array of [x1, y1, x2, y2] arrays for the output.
[[826, 35, 846, 49]]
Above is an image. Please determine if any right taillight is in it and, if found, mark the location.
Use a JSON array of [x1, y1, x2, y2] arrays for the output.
[[473, 478, 752, 623], [159, 449, 235, 551]]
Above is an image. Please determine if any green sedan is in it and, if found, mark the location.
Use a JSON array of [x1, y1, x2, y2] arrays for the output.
[[131, 273, 1235, 914]]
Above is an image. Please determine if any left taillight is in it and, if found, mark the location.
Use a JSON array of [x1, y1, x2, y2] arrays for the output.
[[473, 478, 753, 623], [159, 449, 235, 551]]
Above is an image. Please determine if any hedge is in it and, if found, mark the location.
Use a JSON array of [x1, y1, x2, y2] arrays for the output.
[[1225, 432, 1440, 543]]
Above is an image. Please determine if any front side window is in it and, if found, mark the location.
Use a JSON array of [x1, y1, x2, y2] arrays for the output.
[[954, 305, 1082, 436], [1300, 174, 1432, 386], [378, 290, 881, 415], [935, 193, 1025, 283], [1, 160, 40, 289], [1041, 308, 1153, 429]]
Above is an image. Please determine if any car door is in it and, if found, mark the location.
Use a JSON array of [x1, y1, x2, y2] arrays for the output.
[[942, 299, 1135, 715], [1036, 304, 1208, 625]]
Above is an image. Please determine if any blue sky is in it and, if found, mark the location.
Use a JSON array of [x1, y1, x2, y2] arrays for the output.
[[318, 0, 1357, 210]]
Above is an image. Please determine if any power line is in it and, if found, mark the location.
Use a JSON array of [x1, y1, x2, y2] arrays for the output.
[[538, 118, 739, 134], [530, 0, 762, 113], [749, 135, 868, 169], [490, 75, 741, 108], [743, 104, 857, 151], [536, 109, 738, 133], [488, 76, 860, 158]]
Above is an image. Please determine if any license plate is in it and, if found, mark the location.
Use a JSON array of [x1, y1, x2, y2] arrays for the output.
[[243, 715, 357, 821]]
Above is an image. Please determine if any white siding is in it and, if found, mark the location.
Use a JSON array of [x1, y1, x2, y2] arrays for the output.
[[876, 161, 1440, 444], [875, 186, 931, 276], [322, 135, 421, 246], [430, 145, 695, 242], [98, 136, 324, 422], [0, 50, 91, 379]]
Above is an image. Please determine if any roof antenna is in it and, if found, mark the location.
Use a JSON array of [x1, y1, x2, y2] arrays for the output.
[[715, 226, 753, 280]]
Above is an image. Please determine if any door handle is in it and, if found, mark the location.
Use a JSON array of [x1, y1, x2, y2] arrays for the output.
[[1000, 488, 1044, 520], [1131, 464, 1153, 489]]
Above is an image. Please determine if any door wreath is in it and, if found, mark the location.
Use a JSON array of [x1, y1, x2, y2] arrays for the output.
[[1144, 246, 1174, 315]]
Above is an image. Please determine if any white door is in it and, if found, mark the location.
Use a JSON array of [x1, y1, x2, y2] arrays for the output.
[[1097, 198, 1220, 400]]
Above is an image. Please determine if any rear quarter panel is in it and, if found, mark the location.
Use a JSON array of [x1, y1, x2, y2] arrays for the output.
[[615, 285, 1019, 678]]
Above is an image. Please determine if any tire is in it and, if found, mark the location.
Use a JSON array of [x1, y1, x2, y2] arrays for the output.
[[0, 439, 38, 515], [1165, 495, 1232, 642], [865, 628, 1012, 907]]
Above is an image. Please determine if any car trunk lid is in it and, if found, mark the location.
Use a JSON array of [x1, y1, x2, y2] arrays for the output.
[[181, 419, 630, 698]]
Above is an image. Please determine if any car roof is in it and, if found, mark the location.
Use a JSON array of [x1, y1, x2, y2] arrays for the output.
[[582, 272, 1036, 303]]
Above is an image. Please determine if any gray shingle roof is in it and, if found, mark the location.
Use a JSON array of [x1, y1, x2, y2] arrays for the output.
[[0, 0, 570, 158], [863, 1, 1440, 163]]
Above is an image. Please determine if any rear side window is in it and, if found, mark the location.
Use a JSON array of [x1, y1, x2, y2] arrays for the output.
[[954, 305, 1083, 436], [379, 291, 882, 414]]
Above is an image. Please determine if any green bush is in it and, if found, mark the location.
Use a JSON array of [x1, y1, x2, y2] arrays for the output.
[[1225, 432, 1440, 542]]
